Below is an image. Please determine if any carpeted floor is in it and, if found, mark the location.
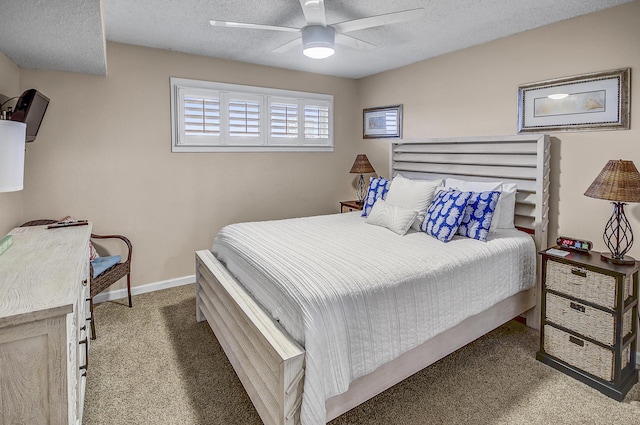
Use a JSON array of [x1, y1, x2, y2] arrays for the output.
[[84, 285, 640, 425]]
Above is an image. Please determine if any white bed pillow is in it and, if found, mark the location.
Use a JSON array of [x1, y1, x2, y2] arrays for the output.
[[495, 183, 517, 229], [443, 178, 516, 230], [365, 199, 418, 236], [384, 174, 443, 231]]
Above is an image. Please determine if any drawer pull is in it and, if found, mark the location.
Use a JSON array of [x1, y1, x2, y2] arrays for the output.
[[82, 279, 88, 286], [79, 338, 89, 370], [569, 336, 584, 347], [569, 302, 585, 313], [570, 268, 587, 278]]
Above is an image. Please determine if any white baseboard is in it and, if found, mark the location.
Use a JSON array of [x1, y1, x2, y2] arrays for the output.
[[93, 274, 195, 304]]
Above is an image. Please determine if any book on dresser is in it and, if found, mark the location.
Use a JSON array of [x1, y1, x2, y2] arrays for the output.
[[537, 248, 639, 401], [0, 223, 92, 425]]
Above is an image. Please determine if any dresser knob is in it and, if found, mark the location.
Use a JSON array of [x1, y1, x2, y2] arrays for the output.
[[569, 302, 585, 313], [568, 335, 585, 347], [570, 268, 587, 278]]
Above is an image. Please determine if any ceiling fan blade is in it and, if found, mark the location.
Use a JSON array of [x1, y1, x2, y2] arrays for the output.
[[335, 33, 376, 50], [299, 0, 327, 26], [332, 8, 425, 34], [210, 20, 299, 33], [271, 37, 303, 54]]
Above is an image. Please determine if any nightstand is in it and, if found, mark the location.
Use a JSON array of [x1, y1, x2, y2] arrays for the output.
[[340, 200, 363, 213], [537, 248, 639, 401]]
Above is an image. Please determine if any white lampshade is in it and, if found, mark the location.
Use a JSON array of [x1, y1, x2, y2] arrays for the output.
[[0, 120, 26, 192]]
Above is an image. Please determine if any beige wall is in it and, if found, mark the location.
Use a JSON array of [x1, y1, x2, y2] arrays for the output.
[[18, 42, 360, 288], [5, 1, 640, 290], [0, 51, 23, 233], [359, 0, 640, 259]]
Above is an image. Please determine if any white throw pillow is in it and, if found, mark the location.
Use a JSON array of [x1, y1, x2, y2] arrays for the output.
[[385, 174, 443, 231], [365, 199, 418, 236], [443, 178, 516, 231]]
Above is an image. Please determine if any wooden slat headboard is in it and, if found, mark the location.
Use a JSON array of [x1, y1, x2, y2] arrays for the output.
[[390, 134, 550, 253], [390, 134, 550, 329]]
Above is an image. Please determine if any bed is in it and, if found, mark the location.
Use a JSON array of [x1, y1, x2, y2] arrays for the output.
[[195, 134, 550, 425]]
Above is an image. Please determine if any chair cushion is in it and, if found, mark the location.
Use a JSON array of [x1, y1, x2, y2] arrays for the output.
[[91, 255, 121, 278]]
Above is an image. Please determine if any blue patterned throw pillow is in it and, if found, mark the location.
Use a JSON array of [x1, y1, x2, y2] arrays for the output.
[[422, 189, 472, 242], [361, 177, 391, 217], [457, 191, 501, 241]]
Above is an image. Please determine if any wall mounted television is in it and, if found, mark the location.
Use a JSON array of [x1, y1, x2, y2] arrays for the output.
[[10, 89, 50, 142]]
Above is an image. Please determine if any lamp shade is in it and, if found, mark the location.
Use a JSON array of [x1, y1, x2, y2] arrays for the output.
[[584, 160, 640, 202], [349, 154, 375, 174], [0, 120, 26, 192]]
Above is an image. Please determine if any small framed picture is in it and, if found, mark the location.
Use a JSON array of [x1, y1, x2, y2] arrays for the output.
[[363, 104, 402, 139], [517, 68, 630, 133]]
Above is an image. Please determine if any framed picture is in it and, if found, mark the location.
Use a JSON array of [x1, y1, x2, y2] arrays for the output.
[[363, 104, 402, 139], [517, 68, 630, 133]]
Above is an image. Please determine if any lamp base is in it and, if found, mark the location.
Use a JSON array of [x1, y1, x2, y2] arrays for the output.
[[600, 252, 636, 266]]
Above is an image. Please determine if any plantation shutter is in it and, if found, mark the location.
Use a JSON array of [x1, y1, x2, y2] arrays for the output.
[[183, 96, 220, 136], [304, 104, 330, 140], [171, 77, 333, 152], [228, 99, 260, 137], [270, 101, 299, 138]]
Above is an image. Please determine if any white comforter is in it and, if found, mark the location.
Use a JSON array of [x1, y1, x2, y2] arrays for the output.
[[212, 212, 536, 425]]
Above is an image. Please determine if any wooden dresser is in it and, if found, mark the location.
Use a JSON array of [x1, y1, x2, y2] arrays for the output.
[[0, 223, 92, 425]]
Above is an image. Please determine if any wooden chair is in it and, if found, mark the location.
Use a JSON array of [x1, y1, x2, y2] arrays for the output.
[[19, 219, 133, 339]]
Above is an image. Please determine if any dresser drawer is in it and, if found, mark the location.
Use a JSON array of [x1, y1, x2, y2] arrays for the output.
[[544, 325, 629, 382], [545, 292, 633, 346], [546, 260, 632, 309]]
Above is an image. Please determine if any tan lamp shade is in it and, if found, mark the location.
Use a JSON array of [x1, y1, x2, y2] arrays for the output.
[[349, 154, 375, 174], [584, 160, 640, 202]]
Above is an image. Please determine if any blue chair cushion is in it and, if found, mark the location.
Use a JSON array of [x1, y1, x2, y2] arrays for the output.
[[91, 255, 121, 278]]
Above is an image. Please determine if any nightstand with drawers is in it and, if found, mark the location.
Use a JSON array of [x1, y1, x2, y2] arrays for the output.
[[537, 249, 639, 401], [340, 200, 363, 213]]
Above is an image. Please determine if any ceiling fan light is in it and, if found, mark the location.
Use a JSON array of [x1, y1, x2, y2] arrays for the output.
[[303, 46, 334, 59], [302, 25, 335, 59]]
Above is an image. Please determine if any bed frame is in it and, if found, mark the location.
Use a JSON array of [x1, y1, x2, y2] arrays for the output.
[[195, 134, 550, 425]]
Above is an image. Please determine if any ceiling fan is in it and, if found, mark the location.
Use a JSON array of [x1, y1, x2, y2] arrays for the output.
[[210, 0, 425, 59]]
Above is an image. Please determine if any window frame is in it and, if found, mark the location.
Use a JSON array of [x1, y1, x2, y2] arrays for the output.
[[170, 77, 334, 152]]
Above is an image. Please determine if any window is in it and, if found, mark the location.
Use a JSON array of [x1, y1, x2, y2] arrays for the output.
[[171, 78, 334, 152]]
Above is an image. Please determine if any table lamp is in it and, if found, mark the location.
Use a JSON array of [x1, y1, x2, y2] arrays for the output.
[[349, 154, 375, 204], [584, 159, 640, 265]]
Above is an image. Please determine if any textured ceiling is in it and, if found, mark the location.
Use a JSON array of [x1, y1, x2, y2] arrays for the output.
[[0, 0, 106, 75], [0, 0, 633, 79]]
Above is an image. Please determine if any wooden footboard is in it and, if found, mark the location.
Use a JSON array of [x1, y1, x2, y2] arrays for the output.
[[196, 250, 305, 425]]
